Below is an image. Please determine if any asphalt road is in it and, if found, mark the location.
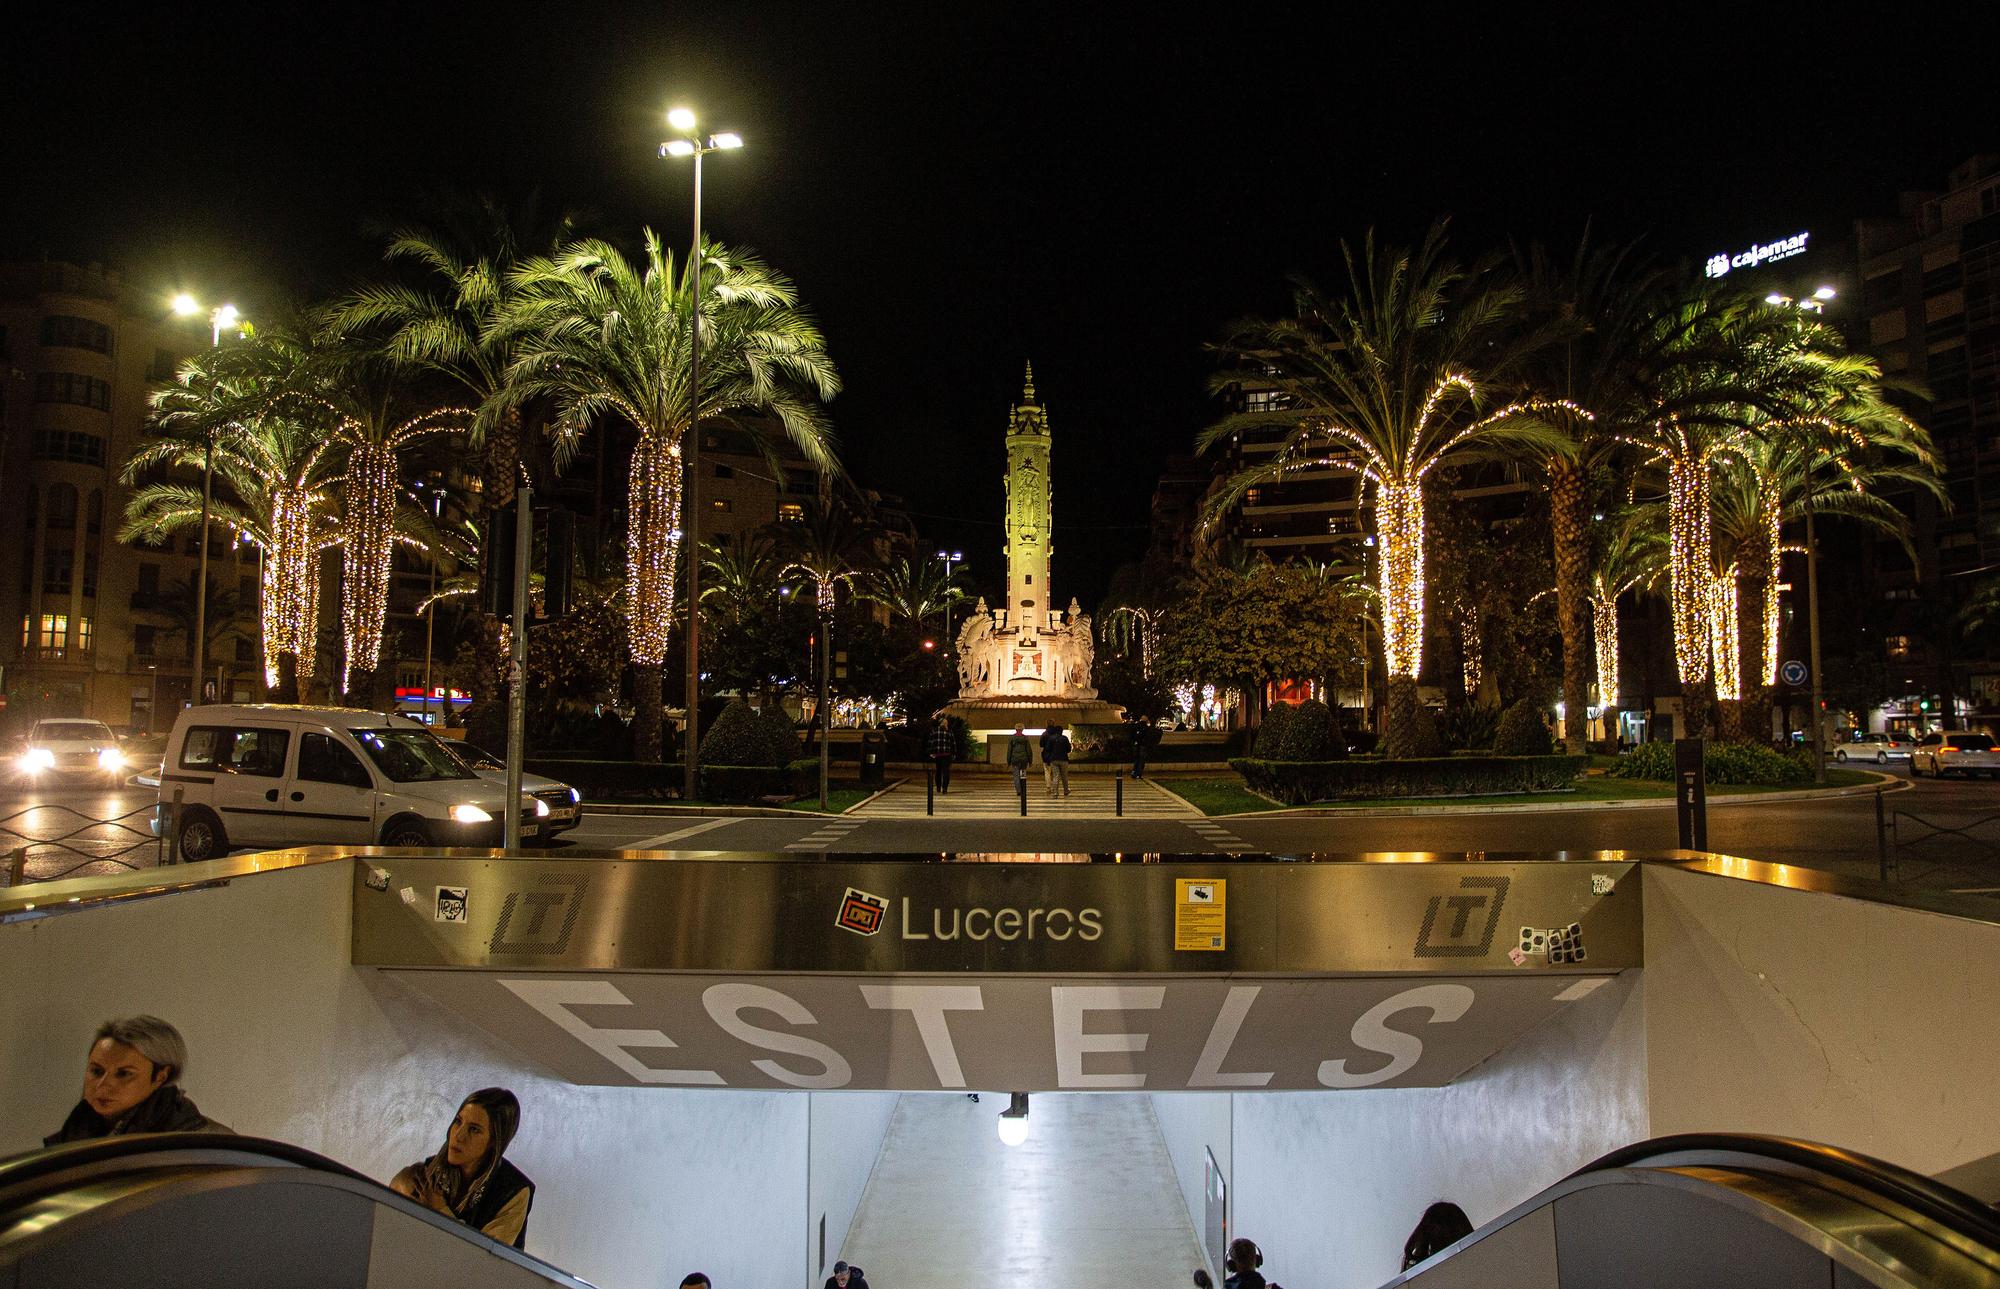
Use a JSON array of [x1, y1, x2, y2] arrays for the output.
[[6, 763, 1998, 898]]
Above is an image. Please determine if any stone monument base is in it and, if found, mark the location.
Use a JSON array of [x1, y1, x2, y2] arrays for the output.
[[939, 694, 1127, 734]]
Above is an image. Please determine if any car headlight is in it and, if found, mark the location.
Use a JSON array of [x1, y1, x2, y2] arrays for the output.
[[535, 798, 551, 817], [568, 787, 581, 804], [449, 804, 493, 824], [21, 748, 55, 772], [98, 748, 125, 771]]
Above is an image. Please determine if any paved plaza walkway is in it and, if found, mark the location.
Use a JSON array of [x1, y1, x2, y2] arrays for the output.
[[856, 769, 1201, 819]]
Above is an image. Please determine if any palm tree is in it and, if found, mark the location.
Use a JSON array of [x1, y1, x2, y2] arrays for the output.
[[1588, 509, 1668, 724], [126, 334, 345, 696], [700, 532, 785, 622], [1204, 226, 1564, 755], [500, 232, 841, 760], [860, 554, 964, 635], [1512, 238, 1679, 750], [778, 500, 874, 806]]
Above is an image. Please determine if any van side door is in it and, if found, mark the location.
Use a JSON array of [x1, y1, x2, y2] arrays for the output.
[[176, 722, 294, 848], [287, 730, 381, 845]]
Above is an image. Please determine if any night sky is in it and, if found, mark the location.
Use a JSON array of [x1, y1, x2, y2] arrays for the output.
[[5, 7, 1995, 604]]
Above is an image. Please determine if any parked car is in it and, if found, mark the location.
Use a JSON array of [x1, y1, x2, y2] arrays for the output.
[[13, 719, 128, 787], [444, 742, 584, 841], [151, 704, 552, 861], [1835, 732, 1913, 764], [1911, 731, 2000, 779]]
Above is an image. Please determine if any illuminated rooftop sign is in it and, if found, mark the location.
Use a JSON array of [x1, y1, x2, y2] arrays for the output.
[[1705, 232, 1810, 279]]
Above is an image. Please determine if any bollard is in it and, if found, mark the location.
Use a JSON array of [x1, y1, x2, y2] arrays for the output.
[[6, 847, 24, 888], [166, 788, 185, 866], [927, 768, 934, 817], [1875, 790, 1889, 883], [1116, 770, 1124, 817], [1019, 773, 1027, 817]]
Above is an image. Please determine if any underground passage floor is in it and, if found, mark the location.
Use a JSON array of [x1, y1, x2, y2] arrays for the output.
[[840, 1092, 1205, 1285]]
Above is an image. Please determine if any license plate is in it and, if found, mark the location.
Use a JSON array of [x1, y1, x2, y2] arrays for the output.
[[548, 806, 576, 821]]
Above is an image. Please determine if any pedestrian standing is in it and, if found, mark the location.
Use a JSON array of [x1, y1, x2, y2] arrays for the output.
[[1043, 723, 1072, 797], [1006, 724, 1033, 793], [1129, 714, 1153, 779], [927, 715, 957, 794]]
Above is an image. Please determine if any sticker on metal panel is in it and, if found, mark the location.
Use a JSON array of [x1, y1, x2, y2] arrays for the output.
[[836, 887, 889, 937], [435, 886, 469, 923], [1175, 878, 1226, 951]]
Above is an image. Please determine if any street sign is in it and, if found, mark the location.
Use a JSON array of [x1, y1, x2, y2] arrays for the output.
[[1780, 660, 1808, 687]]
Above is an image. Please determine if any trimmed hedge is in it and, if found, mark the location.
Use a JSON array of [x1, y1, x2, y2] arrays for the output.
[[1230, 755, 1589, 805], [1607, 739, 1811, 786], [700, 758, 818, 803], [1276, 700, 1344, 760], [1253, 705, 1296, 758], [1493, 700, 1554, 756], [524, 758, 678, 800]]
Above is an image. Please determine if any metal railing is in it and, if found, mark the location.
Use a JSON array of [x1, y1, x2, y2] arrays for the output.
[[1875, 793, 2000, 891], [1, 796, 171, 886]]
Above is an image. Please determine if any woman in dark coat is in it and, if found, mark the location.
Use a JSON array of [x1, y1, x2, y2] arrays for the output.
[[1401, 1201, 1474, 1270], [46, 1016, 225, 1145], [391, 1088, 534, 1249]]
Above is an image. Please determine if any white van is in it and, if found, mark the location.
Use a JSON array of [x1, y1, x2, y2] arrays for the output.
[[152, 704, 569, 861]]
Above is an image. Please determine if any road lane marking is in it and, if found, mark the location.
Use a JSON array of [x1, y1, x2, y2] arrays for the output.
[[626, 819, 744, 850]]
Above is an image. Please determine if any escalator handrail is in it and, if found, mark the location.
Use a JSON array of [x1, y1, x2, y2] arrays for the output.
[[1574, 1133, 2000, 1250], [0, 1132, 595, 1287]]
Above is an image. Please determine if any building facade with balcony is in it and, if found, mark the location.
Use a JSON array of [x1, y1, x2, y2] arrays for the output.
[[0, 260, 243, 732]]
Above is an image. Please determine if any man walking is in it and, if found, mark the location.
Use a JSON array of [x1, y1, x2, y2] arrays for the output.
[[1006, 724, 1033, 794], [927, 715, 957, 794], [1129, 713, 1154, 779], [1043, 722, 1072, 797]]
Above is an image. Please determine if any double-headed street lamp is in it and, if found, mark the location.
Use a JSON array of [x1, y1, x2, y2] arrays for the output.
[[1767, 284, 1840, 783], [936, 550, 964, 647], [659, 105, 744, 799], [170, 293, 248, 706]]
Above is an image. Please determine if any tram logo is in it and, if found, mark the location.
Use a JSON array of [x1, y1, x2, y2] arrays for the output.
[[836, 887, 890, 937], [490, 875, 589, 956], [1413, 875, 1511, 958]]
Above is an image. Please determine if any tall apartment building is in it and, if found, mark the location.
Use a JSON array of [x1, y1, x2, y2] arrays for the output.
[[1856, 154, 2000, 723], [0, 261, 255, 732]]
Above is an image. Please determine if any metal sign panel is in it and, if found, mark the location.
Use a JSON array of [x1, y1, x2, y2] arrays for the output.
[[383, 968, 1619, 1091], [350, 856, 1641, 976]]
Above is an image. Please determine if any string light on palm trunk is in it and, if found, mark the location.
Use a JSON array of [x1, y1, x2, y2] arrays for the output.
[[1709, 570, 1740, 701], [1760, 489, 1783, 686], [265, 485, 322, 686], [1375, 479, 1426, 679], [627, 437, 685, 667], [1591, 596, 1619, 710], [340, 441, 399, 688], [1667, 452, 1713, 687]]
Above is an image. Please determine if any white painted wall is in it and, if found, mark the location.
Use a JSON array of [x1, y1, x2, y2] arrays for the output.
[[0, 862, 895, 1289], [808, 1092, 901, 1280], [1641, 864, 2000, 1175], [1149, 1091, 1230, 1275], [1221, 972, 1646, 1289]]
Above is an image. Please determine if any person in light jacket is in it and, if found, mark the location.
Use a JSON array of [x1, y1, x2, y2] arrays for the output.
[[391, 1088, 535, 1249]]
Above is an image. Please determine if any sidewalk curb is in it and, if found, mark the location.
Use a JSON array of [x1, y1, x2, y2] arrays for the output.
[[1196, 772, 1908, 819]]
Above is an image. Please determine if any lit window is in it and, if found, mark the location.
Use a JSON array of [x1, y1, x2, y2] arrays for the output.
[[76, 616, 92, 653], [711, 498, 731, 512], [39, 614, 68, 649], [778, 503, 804, 521], [19, 615, 29, 648]]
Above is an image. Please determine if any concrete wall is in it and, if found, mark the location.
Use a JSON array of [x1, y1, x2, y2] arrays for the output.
[[1149, 1091, 1230, 1276], [1641, 864, 2000, 1175], [809, 1092, 901, 1279], [0, 862, 895, 1289], [1215, 972, 1646, 1289]]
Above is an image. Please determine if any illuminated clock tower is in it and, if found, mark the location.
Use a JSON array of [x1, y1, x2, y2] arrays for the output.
[[1004, 362, 1052, 630]]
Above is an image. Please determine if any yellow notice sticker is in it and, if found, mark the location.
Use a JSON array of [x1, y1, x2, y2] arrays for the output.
[[1175, 878, 1226, 951]]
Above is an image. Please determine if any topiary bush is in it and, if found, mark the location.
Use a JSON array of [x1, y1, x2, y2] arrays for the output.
[[754, 708, 802, 768], [1253, 704, 1296, 758], [1607, 739, 1811, 786], [1275, 699, 1344, 761], [1492, 700, 1554, 757], [699, 700, 766, 766]]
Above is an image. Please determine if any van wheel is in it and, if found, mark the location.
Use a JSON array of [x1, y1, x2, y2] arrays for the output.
[[382, 817, 430, 848], [177, 809, 226, 863]]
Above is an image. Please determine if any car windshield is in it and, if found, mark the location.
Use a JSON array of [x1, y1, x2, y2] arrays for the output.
[[31, 721, 113, 744], [1945, 734, 1995, 751], [352, 728, 478, 783]]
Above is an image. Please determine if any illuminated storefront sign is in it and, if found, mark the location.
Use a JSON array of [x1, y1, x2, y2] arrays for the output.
[[1705, 231, 1810, 278]]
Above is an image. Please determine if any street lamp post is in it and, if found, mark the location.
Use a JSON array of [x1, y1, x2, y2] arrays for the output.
[[170, 295, 245, 706], [936, 550, 963, 647], [660, 106, 744, 799]]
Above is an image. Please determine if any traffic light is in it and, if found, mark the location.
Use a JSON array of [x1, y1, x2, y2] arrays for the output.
[[543, 509, 575, 621], [482, 505, 519, 619]]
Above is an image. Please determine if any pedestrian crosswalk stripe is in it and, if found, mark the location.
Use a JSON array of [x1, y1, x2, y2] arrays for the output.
[[854, 773, 1201, 820]]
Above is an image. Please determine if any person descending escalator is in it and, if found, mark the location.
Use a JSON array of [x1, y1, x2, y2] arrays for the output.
[[45, 1015, 229, 1144], [1223, 1237, 1269, 1289], [823, 1259, 870, 1289], [1400, 1201, 1474, 1271], [390, 1087, 535, 1249]]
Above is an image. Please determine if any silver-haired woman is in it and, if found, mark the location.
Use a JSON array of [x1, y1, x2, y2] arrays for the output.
[[45, 1015, 227, 1145]]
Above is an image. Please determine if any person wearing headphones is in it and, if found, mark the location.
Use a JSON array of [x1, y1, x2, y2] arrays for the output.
[[1223, 1237, 1267, 1289]]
